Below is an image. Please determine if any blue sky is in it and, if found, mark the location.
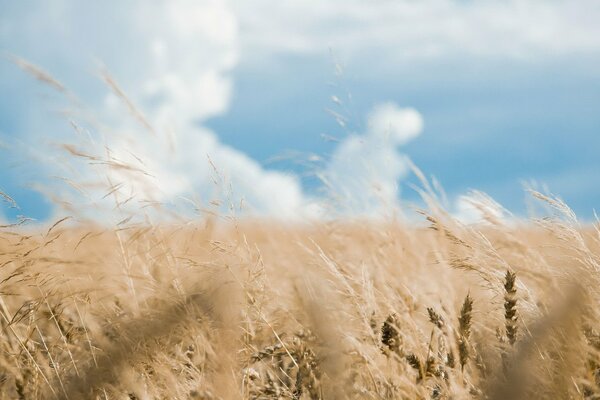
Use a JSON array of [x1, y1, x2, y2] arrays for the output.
[[1, 1, 600, 222], [210, 54, 600, 211]]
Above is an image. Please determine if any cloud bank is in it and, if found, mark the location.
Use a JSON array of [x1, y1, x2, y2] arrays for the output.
[[235, 0, 600, 63], [4, 0, 597, 221], [0, 0, 433, 221], [1, 0, 313, 220]]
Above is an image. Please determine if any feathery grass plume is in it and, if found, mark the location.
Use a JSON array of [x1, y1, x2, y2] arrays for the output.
[[406, 354, 424, 382], [457, 294, 473, 371], [504, 270, 518, 345], [427, 307, 444, 330], [0, 190, 19, 210], [100, 70, 157, 136], [427, 306, 453, 380], [9, 56, 67, 93], [382, 313, 401, 354]]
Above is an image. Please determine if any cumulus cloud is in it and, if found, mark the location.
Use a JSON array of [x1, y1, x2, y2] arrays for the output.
[[233, 0, 600, 63], [367, 103, 423, 145], [7, 0, 589, 221], [0, 0, 315, 220], [96, 125, 308, 219], [323, 102, 423, 215]]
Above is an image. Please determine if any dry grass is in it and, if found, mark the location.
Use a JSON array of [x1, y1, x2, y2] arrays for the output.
[[0, 206, 599, 399], [3, 58, 600, 399]]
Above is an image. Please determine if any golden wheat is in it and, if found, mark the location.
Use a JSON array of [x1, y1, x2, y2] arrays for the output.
[[0, 208, 597, 399]]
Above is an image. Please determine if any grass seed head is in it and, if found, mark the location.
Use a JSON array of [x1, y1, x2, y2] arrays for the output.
[[406, 354, 424, 382], [427, 307, 445, 330], [504, 270, 518, 345], [457, 294, 473, 370], [382, 313, 401, 354]]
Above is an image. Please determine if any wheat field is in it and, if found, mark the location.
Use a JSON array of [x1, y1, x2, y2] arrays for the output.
[[1, 190, 600, 399]]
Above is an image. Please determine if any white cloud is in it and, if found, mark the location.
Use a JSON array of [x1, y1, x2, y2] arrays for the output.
[[9, 1, 592, 221], [81, 124, 311, 220], [234, 0, 600, 63], [96, 1, 314, 219], [1, 0, 316, 221], [367, 103, 423, 145], [323, 103, 423, 215]]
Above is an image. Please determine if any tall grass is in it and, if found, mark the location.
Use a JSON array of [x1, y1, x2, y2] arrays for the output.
[[1, 59, 599, 399], [0, 200, 599, 399]]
